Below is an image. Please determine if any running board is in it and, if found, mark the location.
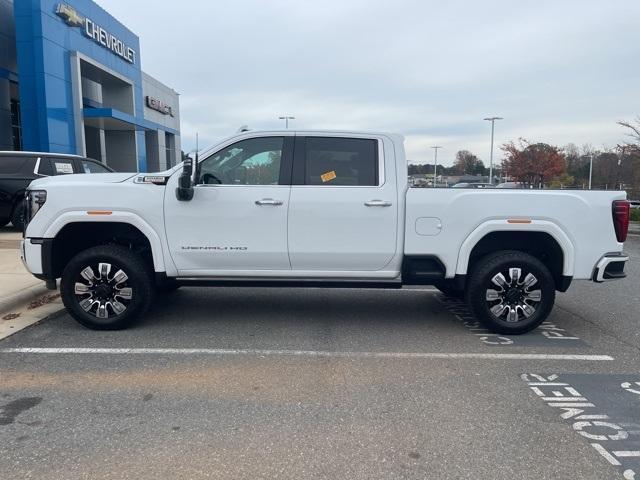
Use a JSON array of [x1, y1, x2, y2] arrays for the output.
[[173, 277, 403, 289]]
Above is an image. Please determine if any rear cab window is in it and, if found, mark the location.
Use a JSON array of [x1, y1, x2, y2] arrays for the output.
[[296, 137, 379, 186]]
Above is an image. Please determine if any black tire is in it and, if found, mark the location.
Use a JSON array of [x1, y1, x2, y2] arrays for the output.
[[466, 250, 555, 335], [434, 281, 464, 299], [11, 202, 25, 230], [61, 245, 153, 330]]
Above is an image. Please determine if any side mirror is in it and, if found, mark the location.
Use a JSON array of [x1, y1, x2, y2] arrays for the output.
[[175, 158, 195, 201]]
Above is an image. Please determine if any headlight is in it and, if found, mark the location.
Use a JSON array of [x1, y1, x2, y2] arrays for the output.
[[25, 190, 47, 224]]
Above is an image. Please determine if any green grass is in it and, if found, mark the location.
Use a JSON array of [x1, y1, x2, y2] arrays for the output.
[[631, 208, 640, 222]]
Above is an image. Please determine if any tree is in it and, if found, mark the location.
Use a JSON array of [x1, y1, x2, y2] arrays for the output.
[[618, 118, 640, 197], [618, 117, 640, 153], [452, 150, 486, 175], [501, 139, 565, 187]]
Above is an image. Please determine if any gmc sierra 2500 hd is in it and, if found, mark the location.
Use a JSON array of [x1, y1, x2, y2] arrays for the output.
[[21, 130, 630, 333]]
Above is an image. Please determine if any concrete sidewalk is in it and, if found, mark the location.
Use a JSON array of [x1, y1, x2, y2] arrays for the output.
[[0, 227, 63, 339]]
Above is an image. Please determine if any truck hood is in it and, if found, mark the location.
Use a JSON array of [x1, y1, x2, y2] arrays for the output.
[[29, 172, 138, 189]]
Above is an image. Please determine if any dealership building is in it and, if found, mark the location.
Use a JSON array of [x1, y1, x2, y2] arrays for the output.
[[0, 0, 181, 172]]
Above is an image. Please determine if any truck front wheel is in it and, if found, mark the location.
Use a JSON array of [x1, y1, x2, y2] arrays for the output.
[[61, 245, 153, 330], [466, 251, 555, 335]]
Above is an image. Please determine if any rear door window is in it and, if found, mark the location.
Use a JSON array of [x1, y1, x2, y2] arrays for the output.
[[47, 158, 75, 175], [301, 137, 379, 186], [0, 156, 29, 174]]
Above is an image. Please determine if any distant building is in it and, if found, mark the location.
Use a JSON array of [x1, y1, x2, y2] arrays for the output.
[[0, 0, 181, 172]]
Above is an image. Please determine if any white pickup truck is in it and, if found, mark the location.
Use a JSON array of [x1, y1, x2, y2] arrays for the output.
[[21, 130, 631, 333]]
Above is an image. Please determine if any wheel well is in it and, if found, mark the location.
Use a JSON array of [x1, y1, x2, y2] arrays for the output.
[[50, 222, 154, 278], [467, 231, 566, 290]]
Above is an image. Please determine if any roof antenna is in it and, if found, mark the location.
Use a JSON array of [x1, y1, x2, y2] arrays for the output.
[[237, 125, 250, 133]]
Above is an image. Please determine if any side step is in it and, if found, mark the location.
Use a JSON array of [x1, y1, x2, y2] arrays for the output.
[[174, 277, 403, 289], [402, 256, 446, 285]]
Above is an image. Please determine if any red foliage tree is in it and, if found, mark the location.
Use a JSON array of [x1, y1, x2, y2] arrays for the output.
[[501, 139, 566, 186]]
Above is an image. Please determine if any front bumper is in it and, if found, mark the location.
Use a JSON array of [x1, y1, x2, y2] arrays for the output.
[[592, 253, 629, 282], [21, 239, 43, 275]]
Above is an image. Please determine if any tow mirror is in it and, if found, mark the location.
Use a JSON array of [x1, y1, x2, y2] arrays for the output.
[[175, 158, 195, 201]]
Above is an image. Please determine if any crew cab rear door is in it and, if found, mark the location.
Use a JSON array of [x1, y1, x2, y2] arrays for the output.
[[287, 135, 398, 272]]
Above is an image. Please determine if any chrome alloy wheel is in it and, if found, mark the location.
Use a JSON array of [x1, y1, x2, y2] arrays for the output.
[[73, 263, 133, 319], [485, 267, 542, 323]]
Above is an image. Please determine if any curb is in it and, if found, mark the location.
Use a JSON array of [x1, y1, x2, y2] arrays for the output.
[[0, 283, 64, 341], [0, 282, 54, 317]]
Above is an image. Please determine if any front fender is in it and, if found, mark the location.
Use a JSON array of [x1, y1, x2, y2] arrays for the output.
[[455, 219, 575, 276], [42, 211, 167, 272]]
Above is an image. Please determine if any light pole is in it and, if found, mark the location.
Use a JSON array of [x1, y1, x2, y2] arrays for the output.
[[431, 146, 443, 187], [588, 153, 594, 190], [484, 116, 503, 185], [278, 116, 295, 129]]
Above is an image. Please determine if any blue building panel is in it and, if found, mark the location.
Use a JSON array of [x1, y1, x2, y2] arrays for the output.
[[7, 0, 180, 171], [14, 0, 146, 168]]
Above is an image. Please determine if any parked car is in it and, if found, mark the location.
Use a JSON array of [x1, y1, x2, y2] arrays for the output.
[[452, 182, 494, 189], [0, 151, 113, 230], [630, 200, 640, 209], [496, 182, 525, 189], [21, 130, 630, 334]]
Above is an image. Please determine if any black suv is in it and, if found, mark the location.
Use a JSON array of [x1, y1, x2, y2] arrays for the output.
[[0, 152, 114, 230]]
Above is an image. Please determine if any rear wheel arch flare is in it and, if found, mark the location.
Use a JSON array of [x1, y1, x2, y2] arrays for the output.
[[462, 230, 568, 289]]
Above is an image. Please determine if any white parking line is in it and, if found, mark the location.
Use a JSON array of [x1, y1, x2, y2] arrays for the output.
[[0, 347, 614, 361]]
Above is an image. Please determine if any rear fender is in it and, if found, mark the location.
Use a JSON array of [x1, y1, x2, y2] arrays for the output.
[[455, 219, 575, 276]]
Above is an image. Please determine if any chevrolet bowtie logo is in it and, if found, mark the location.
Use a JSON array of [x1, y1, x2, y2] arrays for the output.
[[55, 3, 85, 28]]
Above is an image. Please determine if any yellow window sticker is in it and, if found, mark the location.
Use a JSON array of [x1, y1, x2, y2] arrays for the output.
[[320, 170, 337, 183]]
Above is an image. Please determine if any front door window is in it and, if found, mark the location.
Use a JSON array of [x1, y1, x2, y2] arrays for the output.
[[198, 137, 283, 186]]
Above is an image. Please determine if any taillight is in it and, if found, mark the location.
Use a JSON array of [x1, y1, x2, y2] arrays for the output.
[[612, 200, 630, 243]]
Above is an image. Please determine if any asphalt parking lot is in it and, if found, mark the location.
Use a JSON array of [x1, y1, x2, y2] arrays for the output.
[[1, 236, 639, 479]]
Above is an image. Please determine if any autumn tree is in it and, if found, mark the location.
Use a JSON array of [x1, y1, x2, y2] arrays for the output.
[[452, 150, 486, 175], [501, 139, 565, 187]]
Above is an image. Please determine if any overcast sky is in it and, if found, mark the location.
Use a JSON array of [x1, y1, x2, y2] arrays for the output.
[[99, 0, 640, 166]]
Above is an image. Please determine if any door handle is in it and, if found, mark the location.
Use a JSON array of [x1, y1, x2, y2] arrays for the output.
[[255, 198, 283, 206], [364, 200, 392, 207]]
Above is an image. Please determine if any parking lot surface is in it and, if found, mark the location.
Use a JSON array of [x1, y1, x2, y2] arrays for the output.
[[1, 236, 639, 479]]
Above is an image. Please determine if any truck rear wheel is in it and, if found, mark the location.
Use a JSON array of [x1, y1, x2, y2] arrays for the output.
[[466, 250, 555, 335], [61, 245, 153, 330]]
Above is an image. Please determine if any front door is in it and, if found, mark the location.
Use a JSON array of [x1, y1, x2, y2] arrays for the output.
[[287, 135, 399, 272], [165, 135, 293, 275]]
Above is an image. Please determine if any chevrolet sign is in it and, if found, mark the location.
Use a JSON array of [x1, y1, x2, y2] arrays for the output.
[[55, 3, 136, 64]]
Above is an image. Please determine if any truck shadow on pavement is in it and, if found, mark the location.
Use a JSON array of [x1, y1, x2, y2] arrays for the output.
[[139, 287, 450, 331]]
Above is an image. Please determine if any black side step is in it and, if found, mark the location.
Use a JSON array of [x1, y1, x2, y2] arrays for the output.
[[173, 277, 403, 289], [402, 256, 446, 285]]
